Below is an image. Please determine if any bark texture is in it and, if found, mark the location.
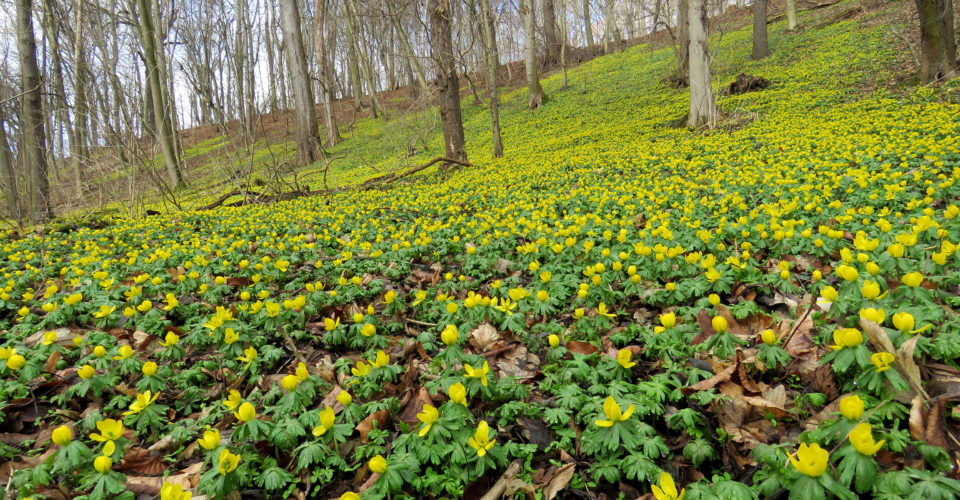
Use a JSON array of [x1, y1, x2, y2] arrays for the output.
[[428, 0, 468, 162]]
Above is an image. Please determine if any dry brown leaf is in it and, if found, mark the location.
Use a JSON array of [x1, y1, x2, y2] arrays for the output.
[[685, 359, 737, 393], [860, 318, 923, 397], [497, 345, 540, 380], [543, 463, 576, 500], [565, 341, 599, 355], [397, 387, 433, 426], [126, 461, 202, 495], [469, 323, 502, 352], [356, 409, 389, 443], [118, 447, 167, 475]]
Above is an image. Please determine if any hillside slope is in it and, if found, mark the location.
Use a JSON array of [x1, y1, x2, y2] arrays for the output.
[[2, 2, 960, 500]]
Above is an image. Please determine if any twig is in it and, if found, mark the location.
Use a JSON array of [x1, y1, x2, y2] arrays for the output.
[[479, 461, 522, 500]]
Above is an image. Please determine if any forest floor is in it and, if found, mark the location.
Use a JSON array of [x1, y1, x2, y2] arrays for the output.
[[3, 1, 960, 500]]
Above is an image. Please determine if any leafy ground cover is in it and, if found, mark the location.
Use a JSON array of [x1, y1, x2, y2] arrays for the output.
[[3, 3, 960, 499]]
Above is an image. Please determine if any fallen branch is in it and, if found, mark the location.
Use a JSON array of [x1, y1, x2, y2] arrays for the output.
[[358, 156, 472, 190], [479, 461, 522, 500]]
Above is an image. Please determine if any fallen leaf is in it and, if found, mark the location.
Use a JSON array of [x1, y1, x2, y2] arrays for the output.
[[469, 323, 502, 352], [565, 341, 599, 355], [543, 463, 576, 500], [356, 410, 389, 443], [497, 344, 540, 380]]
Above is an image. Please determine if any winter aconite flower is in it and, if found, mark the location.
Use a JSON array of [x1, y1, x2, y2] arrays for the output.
[[871, 352, 895, 372], [197, 427, 221, 450], [660, 312, 676, 329], [651, 471, 685, 500], [337, 390, 352, 406], [160, 482, 192, 500], [829, 328, 863, 350], [464, 361, 490, 386], [468, 420, 496, 457], [368, 454, 388, 474], [548, 334, 560, 347], [711, 315, 728, 333], [441, 324, 459, 346], [76, 364, 95, 379], [51, 425, 73, 446], [371, 350, 389, 368], [281, 375, 300, 392], [123, 391, 159, 416], [595, 396, 635, 427], [142, 362, 158, 376], [839, 394, 864, 421], [237, 347, 257, 370], [94, 455, 113, 473], [312, 406, 335, 437], [849, 423, 885, 456], [217, 449, 240, 475], [90, 419, 124, 443], [7, 355, 26, 370], [448, 382, 468, 406], [417, 404, 439, 437], [235, 402, 256, 422], [761, 329, 776, 346], [902, 272, 924, 288], [113, 345, 134, 360], [617, 348, 636, 369], [787, 442, 829, 477]]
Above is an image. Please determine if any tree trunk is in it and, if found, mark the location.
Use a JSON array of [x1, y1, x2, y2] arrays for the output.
[[428, 0, 468, 162], [543, 0, 561, 65], [751, 0, 770, 59], [0, 119, 21, 222], [387, 1, 429, 92], [17, 0, 52, 222], [603, 0, 613, 53], [915, 0, 959, 83], [135, 0, 184, 188], [280, 0, 323, 165], [786, 0, 797, 30], [479, 0, 503, 158], [584, 0, 595, 46], [675, 0, 689, 82], [687, 0, 716, 128], [314, 0, 341, 146], [343, 0, 365, 110], [71, 0, 89, 198], [523, 0, 545, 109]]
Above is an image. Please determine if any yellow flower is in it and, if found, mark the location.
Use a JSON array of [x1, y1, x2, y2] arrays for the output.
[[94, 455, 112, 473], [137, 300, 152, 312], [839, 394, 864, 421], [312, 406, 336, 437], [711, 315, 728, 333], [159, 331, 179, 347], [651, 471, 685, 500], [828, 328, 863, 350], [160, 481, 192, 500], [93, 304, 116, 319], [871, 352, 895, 372], [351, 360, 371, 377], [323, 317, 340, 331], [113, 345, 134, 360], [360, 323, 377, 337], [368, 454, 388, 474], [197, 426, 221, 450], [63, 292, 83, 306], [617, 348, 636, 369], [340, 493, 361, 500], [761, 329, 777, 345], [835, 264, 859, 281], [660, 312, 676, 329], [848, 422, 885, 456], [235, 402, 256, 422], [223, 390, 242, 410], [383, 290, 396, 304], [708, 294, 720, 306], [237, 346, 257, 370], [223, 328, 239, 344], [7, 354, 26, 370], [371, 350, 389, 368], [337, 390, 352, 406], [417, 404, 439, 437], [51, 425, 73, 446], [123, 391, 159, 416], [596, 303, 616, 319], [860, 281, 885, 300], [467, 420, 496, 457], [448, 382, 467, 406], [217, 449, 240, 475], [90, 419, 124, 442], [859, 307, 886, 324], [93, 345, 107, 358], [595, 396, 635, 427], [548, 334, 560, 347], [464, 361, 490, 387], [0, 347, 13, 360], [281, 374, 300, 392], [42, 331, 57, 346], [787, 442, 829, 477], [142, 361, 158, 376], [902, 272, 924, 288], [77, 364, 95, 379]]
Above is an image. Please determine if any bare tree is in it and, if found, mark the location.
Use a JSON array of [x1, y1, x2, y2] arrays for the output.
[[914, 0, 958, 83], [543, 0, 561, 64], [428, 0, 468, 162], [751, 0, 770, 60], [314, 0, 341, 146], [786, 0, 797, 31], [479, 0, 504, 157], [687, 0, 716, 128], [583, 0, 595, 46], [280, 0, 323, 165], [17, 0, 52, 221], [522, 0, 545, 109]]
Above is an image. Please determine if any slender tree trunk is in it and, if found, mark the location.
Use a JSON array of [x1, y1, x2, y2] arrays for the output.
[[387, 1, 429, 92], [603, 0, 613, 53], [0, 119, 21, 222], [42, 0, 69, 166], [314, 0, 341, 146], [17, 0, 53, 222], [915, 0, 959, 83], [280, 0, 323, 165], [543, 0, 561, 65], [71, 0, 88, 198], [751, 0, 770, 59], [135, 0, 184, 187], [687, 0, 716, 128], [786, 0, 797, 30], [479, 0, 503, 158], [584, 0, 595, 45], [428, 0, 468, 162], [560, 0, 569, 88], [523, 0, 545, 109], [343, 0, 365, 110], [675, 0, 689, 82]]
